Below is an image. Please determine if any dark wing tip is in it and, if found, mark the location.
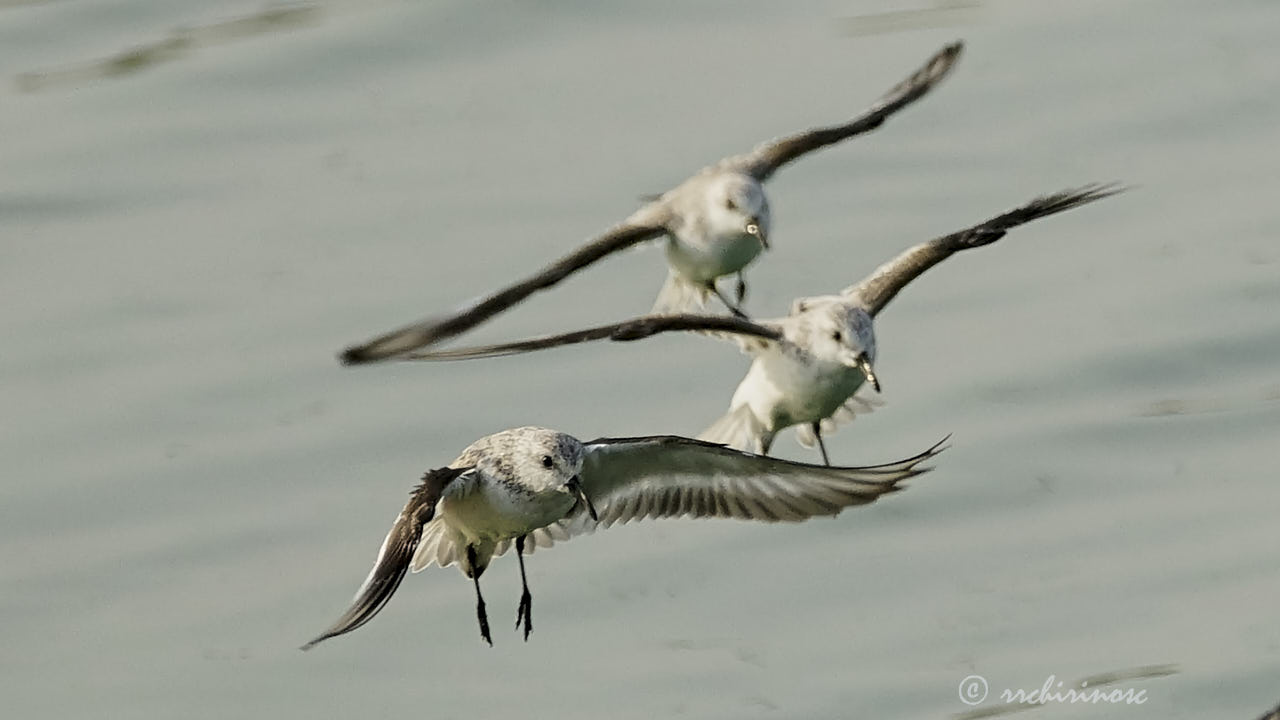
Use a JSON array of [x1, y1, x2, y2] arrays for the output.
[[338, 345, 376, 365], [952, 183, 1126, 250], [337, 329, 420, 365], [915, 40, 965, 86], [898, 433, 952, 466], [931, 432, 954, 454], [299, 468, 462, 651], [1003, 182, 1126, 228], [299, 525, 416, 651], [1042, 181, 1127, 209], [838, 433, 951, 475], [337, 323, 441, 365], [299, 635, 329, 652], [864, 40, 964, 119]]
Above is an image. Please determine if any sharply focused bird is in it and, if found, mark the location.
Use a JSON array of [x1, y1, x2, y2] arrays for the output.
[[389, 185, 1121, 463], [301, 426, 945, 649], [338, 42, 963, 365]]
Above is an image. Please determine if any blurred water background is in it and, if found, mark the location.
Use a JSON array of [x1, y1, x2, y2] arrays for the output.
[[2, 1, 1278, 717]]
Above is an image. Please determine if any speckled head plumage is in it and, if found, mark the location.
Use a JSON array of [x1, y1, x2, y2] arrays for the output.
[[453, 427, 585, 492]]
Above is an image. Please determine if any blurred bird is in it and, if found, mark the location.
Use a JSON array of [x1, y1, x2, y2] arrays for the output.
[[392, 184, 1122, 463], [339, 42, 963, 364]]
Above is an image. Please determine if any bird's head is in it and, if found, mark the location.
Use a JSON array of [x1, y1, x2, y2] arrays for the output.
[[492, 427, 581, 485], [709, 174, 771, 249], [804, 303, 880, 392], [498, 427, 598, 520]]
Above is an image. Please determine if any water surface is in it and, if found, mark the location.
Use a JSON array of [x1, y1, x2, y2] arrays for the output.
[[2, 1, 1278, 718]]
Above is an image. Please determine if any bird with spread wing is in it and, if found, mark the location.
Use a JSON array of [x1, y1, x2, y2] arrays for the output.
[[339, 42, 963, 364], [390, 184, 1121, 463]]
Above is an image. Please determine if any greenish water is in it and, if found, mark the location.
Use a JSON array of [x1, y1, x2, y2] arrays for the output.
[[2, 1, 1277, 718]]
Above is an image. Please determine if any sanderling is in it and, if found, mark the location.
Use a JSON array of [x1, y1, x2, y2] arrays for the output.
[[301, 426, 945, 649], [338, 42, 963, 364], [391, 185, 1121, 463]]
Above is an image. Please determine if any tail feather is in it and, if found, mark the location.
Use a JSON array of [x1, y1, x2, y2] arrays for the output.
[[651, 271, 711, 315], [698, 405, 771, 454], [410, 517, 459, 572]]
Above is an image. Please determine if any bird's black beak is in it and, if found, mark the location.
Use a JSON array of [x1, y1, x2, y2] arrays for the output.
[[566, 476, 598, 522], [855, 353, 881, 393], [745, 218, 768, 249]]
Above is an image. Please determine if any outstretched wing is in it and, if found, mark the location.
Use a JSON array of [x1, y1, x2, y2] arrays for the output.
[[300, 466, 471, 650], [843, 183, 1124, 317], [726, 41, 963, 182], [339, 208, 671, 364], [576, 434, 947, 527], [394, 314, 783, 362]]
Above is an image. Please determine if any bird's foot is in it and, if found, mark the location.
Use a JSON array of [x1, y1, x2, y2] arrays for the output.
[[476, 597, 493, 647], [515, 589, 533, 641]]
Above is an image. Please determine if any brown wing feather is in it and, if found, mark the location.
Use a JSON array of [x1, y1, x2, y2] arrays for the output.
[[396, 314, 782, 362], [575, 435, 947, 526], [339, 220, 668, 364], [846, 184, 1124, 317], [733, 42, 963, 181], [300, 466, 469, 650]]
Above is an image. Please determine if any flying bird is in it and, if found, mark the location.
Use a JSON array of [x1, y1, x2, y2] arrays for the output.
[[301, 426, 945, 649], [338, 41, 963, 365], [392, 184, 1122, 463]]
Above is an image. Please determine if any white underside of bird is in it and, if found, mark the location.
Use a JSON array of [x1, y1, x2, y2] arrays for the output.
[[699, 299, 880, 454]]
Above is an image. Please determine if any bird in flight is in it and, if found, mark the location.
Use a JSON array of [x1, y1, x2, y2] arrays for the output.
[[391, 184, 1121, 463], [338, 42, 964, 365], [301, 426, 945, 649]]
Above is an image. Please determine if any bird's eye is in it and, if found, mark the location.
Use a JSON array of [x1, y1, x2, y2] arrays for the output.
[[541, 455, 554, 469], [831, 331, 843, 342], [725, 198, 739, 211]]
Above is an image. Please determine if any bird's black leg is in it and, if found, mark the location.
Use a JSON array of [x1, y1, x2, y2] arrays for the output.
[[466, 545, 492, 647], [734, 272, 748, 306], [711, 283, 749, 319], [514, 535, 533, 641], [812, 422, 831, 467]]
